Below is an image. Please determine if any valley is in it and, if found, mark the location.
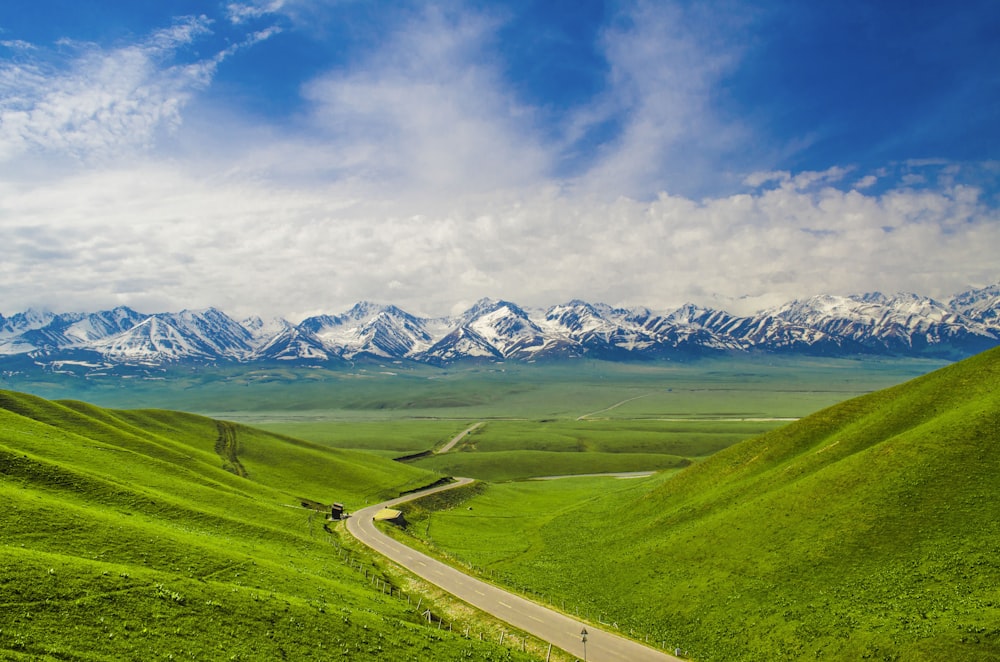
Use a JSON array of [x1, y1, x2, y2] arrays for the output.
[[1, 349, 996, 660], [395, 348, 1000, 660]]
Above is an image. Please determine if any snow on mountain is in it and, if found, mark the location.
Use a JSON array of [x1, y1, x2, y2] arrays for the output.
[[418, 299, 539, 363], [418, 326, 504, 364], [2, 284, 999, 367], [543, 300, 627, 339], [242, 315, 294, 348], [0, 308, 146, 356], [19, 307, 146, 350], [93, 308, 253, 363], [542, 300, 659, 355], [950, 283, 1000, 329], [637, 305, 743, 352], [764, 292, 997, 354], [299, 302, 434, 359], [94, 316, 213, 363], [250, 325, 334, 362], [0, 309, 56, 340], [458, 299, 552, 358], [662, 304, 843, 353]]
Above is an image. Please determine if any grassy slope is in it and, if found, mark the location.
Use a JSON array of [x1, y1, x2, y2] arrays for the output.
[[0, 391, 533, 661], [408, 348, 1000, 661]]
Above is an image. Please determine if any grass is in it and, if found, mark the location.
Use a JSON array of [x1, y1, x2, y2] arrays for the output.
[[411, 450, 690, 482], [0, 352, 972, 659], [0, 390, 538, 661], [2, 355, 946, 420], [250, 419, 476, 455], [397, 419, 783, 481], [400, 347, 1000, 661]]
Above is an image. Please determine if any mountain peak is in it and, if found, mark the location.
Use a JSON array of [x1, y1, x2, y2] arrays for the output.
[[2, 285, 998, 366]]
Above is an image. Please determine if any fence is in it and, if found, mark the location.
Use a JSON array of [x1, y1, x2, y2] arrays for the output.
[[310, 511, 691, 659]]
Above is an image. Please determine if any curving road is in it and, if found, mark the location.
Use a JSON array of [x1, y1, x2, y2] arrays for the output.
[[345, 478, 680, 662]]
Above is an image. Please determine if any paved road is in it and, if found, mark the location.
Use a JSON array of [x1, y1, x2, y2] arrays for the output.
[[435, 422, 484, 454], [345, 478, 680, 662]]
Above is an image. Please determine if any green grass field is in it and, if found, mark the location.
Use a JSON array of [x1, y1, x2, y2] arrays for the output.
[[0, 352, 976, 660], [399, 348, 1000, 661], [398, 419, 782, 480], [170, 356, 947, 482], [0, 391, 537, 661], [2, 355, 946, 421]]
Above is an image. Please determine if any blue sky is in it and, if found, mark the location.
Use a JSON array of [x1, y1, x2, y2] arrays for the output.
[[0, 0, 998, 319]]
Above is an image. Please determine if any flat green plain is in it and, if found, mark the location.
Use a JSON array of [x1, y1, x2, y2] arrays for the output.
[[3, 355, 946, 421]]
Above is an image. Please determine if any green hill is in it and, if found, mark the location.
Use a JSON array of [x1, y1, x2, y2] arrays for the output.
[[0, 390, 533, 661], [407, 347, 1000, 660]]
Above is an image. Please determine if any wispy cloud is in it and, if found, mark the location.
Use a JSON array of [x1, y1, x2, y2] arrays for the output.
[[567, 1, 752, 197], [0, 158, 995, 319], [299, 5, 552, 196], [0, 39, 36, 51], [226, 1, 289, 25], [0, 16, 278, 164]]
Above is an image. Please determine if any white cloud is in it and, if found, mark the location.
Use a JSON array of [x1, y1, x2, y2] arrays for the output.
[[0, 157, 995, 319], [570, 1, 751, 198], [226, 1, 288, 24], [0, 4, 995, 320], [854, 174, 878, 189], [1, 40, 36, 51], [297, 6, 552, 197], [0, 16, 278, 165]]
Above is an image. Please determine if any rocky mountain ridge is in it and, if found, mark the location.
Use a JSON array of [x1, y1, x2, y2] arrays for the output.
[[2, 285, 999, 368]]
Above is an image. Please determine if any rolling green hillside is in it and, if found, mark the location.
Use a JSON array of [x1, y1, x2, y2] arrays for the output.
[[0, 391, 534, 661], [407, 347, 1000, 660]]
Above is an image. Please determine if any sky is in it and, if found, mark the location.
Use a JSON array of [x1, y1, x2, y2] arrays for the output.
[[0, 0, 998, 321]]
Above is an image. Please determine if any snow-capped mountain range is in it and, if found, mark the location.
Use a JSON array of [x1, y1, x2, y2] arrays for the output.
[[2, 284, 999, 369]]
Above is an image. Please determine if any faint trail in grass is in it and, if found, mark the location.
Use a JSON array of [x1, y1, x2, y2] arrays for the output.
[[435, 422, 484, 454], [214, 421, 248, 478], [576, 393, 657, 420]]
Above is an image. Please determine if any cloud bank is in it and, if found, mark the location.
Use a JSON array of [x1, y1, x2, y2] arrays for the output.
[[0, 2, 996, 320]]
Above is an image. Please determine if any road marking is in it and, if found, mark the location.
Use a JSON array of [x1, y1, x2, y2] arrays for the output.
[[498, 601, 512, 609], [474, 590, 485, 596]]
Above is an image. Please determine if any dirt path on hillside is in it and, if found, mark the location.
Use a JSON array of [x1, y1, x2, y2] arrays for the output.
[[434, 422, 484, 454], [214, 421, 248, 478], [576, 393, 657, 420]]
